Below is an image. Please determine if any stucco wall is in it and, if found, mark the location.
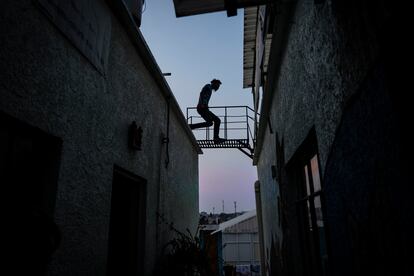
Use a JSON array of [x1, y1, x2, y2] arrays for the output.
[[256, 0, 392, 274], [322, 63, 409, 275], [0, 1, 199, 275], [158, 107, 200, 248]]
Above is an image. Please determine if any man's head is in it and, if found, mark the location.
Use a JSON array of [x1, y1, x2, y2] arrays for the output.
[[211, 79, 222, 91]]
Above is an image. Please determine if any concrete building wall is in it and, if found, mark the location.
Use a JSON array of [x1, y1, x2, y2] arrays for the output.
[[0, 1, 199, 275], [159, 108, 200, 245], [257, 0, 355, 271], [217, 215, 261, 275], [255, 0, 411, 275], [222, 232, 260, 266], [224, 215, 258, 233]]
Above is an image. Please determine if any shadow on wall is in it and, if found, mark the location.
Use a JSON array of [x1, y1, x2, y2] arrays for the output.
[[269, 237, 282, 275], [323, 61, 411, 276]]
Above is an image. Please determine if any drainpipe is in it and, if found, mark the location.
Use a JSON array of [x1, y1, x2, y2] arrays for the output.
[[255, 180, 266, 276], [156, 96, 171, 261], [163, 96, 170, 168]]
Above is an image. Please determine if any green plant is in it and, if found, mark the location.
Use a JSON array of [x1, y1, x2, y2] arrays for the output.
[[154, 213, 213, 276]]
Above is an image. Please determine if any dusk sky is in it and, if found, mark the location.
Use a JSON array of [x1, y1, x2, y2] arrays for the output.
[[141, 0, 257, 213]]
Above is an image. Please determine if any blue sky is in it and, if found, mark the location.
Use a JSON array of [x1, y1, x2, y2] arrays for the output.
[[141, 0, 257, 213]]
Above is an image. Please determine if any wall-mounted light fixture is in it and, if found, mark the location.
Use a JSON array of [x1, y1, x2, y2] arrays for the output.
[[128, 121, 143, 150]]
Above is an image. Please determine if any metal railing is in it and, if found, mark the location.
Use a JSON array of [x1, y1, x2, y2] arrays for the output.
[[186, 106, 258, 151]]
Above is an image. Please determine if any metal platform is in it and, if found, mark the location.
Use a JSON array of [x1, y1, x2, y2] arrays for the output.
[[197, 138, 254, 158], [187, 106, 258, 159], [197, 138, 249, 148]]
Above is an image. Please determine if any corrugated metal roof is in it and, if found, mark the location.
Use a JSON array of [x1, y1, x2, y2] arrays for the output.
[[211, 209, 256, 234], [243, 7, 257, 88], [243, 7, 272, 89]]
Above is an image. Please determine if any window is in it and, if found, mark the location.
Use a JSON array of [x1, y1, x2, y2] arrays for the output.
[[285, 129, 329, 276], [296, 154, 328, 276]]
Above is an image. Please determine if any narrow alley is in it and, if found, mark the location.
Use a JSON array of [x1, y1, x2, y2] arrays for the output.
[[0, 0, 411, 276]]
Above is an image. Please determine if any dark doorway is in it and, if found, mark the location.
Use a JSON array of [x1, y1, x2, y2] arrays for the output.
[[107, 166, 146, 276], [0, 112, 62, 275]]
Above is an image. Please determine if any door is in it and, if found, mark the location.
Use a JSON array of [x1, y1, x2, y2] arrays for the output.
[[107, 166, 146, 276]]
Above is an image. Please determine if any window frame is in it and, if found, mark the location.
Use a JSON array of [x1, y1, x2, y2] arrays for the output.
[[284, 128, 329, 276]]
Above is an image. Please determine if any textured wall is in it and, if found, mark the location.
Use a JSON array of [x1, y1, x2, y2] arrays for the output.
[[0, 1, 199, 275], [322, 63, 408, 276], [256, 0, 393, 274]]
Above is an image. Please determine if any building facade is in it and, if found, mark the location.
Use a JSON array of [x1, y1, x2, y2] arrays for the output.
[[0, 0, 200, 275], [212, 210, 261, 276], [247, 0, 412, 276]]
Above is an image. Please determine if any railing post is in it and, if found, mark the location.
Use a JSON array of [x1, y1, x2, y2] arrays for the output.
[[224, 107, 227, 139], [246, 107, 249, 142]]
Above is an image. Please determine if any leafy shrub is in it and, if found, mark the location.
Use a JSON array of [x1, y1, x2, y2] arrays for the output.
[[154, 214, 213, 276]]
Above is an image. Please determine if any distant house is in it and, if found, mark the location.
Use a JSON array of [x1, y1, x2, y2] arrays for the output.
[[0, 1, 200, 275], [212, 210, 261, 276]]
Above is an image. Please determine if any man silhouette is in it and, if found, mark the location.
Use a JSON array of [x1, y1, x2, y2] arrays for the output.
[[189, 79, 225, 144]]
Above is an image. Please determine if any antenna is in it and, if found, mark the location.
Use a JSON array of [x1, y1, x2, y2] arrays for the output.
[[234, 201, 237, 215], [222, 200, 224, 213]]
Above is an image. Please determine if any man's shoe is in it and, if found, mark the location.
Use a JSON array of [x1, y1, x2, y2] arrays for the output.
[[213, 137, 226, 144]]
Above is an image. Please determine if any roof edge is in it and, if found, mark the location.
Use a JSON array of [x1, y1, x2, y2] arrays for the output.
[[211, 209, 257, 234], [253, 1, 297, 164]]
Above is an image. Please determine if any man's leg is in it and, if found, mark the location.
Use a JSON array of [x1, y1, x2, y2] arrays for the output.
[[191, 108, 225, 143], [189, 107, 214, 130], [207, 111, 225, 143], [189, 121, 213, 130], [210, 113, 221, 138]]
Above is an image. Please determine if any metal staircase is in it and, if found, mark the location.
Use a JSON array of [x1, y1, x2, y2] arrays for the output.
[[187, 106, 257, 159]]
